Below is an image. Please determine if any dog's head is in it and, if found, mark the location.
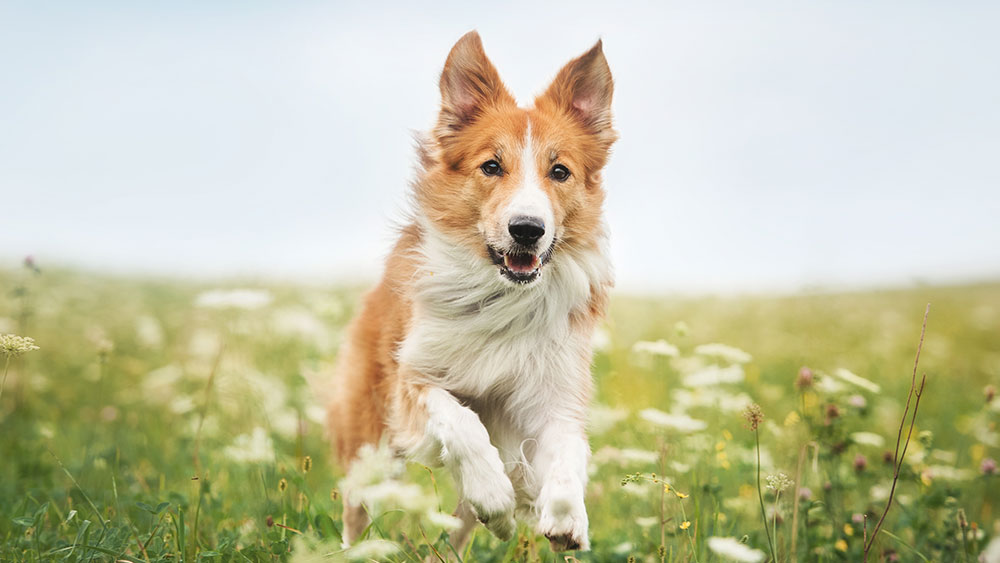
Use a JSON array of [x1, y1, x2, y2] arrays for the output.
[[415, 31, 617, 285]]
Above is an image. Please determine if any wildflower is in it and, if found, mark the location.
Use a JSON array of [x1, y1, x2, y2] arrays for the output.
[[195, 288, 273, 310], [853, 454, 868, 473], [675, 491, 689, 499], [627, 556, 636, 563], [0, 334, 40, 358], [343, 539, 401, 560], [883, 450, 895, 465], [848, 394, 867, 409], [223, 427, 275, 463], [798, 487, 812, 501], [835, 539, 848, 552], [639, 408, 707, 433], [706, 537, 765, 562], [683, 364, 745, 387], [982, 458, 998, 475], [833, 368, 881, 393], [851, 432, 886, 448], [765, 473, 792, 493], [843, 523, 854, 536], [301, 456, 312, 473], [986, 385, 996, 404], [783, 411, 800, 426], [795, 367, 814, 390], [742, 403, 764, 431], [918, 430, 934, 448], [824, 403, 840, 425], [330, 489, 339, 501], [674, 321, 690, 337], [851, 513, 865, 524], [658, 545, 667, 558], [680, 521, 691, 530], [278, 478, 288, 493], [266, 515, 274, 527], [631, 339, 679, 357], [694, 343, 752, 364]]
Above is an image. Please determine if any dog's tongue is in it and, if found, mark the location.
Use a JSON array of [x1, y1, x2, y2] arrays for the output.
[[504, 253, 539, 273]]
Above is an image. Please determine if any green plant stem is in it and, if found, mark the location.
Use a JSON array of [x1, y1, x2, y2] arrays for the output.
[[0, 355, 9, 403], [756, 430, 776, 561]]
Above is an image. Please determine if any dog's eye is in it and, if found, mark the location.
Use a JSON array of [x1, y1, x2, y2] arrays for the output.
[[480, 160, 502, 177], [550, 164, 571, 182]]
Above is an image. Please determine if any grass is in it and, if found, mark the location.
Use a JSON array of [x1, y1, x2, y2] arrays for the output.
[[1, 263, 998, 562]]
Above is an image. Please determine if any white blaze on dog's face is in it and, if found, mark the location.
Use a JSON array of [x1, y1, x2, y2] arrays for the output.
[[415, 32, 617, 285]]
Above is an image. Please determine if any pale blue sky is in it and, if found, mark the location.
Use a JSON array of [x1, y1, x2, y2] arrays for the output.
[[2, 1, 998, 292]]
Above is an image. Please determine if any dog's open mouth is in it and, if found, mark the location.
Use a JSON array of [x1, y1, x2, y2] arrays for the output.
[[488, 246, 551, 284]]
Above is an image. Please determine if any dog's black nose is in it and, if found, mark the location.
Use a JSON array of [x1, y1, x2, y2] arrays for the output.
[[508, 216, 546, 246]]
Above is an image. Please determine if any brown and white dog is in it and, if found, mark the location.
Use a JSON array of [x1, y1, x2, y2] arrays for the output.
[[326, 31, 616, 552]]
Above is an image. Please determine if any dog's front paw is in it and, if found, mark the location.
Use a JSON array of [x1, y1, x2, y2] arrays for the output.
[[537, 482, 589, 551], [461, 464, 517, 541]]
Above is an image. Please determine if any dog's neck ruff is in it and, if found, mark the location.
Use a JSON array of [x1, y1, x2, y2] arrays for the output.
[[398, 218, 612, 400]]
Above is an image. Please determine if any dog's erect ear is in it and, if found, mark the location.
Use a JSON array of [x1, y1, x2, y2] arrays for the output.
[[437, 31, 515, 133], [537, 40, 615, 141]]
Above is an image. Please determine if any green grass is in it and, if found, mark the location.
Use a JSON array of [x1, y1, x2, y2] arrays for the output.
[[1, 264, 998, 562]]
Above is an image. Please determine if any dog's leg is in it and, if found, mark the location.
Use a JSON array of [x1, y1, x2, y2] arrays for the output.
[[532, 420, 590, 551], [400, 386, 516, 541], [441, 500, 479, 558], [341, 501, 369, 548]]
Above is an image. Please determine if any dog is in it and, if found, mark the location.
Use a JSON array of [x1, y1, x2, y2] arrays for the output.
[[326, 30, 616, 553]]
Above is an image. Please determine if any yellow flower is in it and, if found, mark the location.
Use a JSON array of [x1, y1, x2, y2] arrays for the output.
[[663, 484, 670, 493], [843, 523, 854, 536], [835, 539, 848, 552], [715, 441, 726, 452], [675, 491, 689, 499], [680, 521, 691, 530], [784, 411, 801, 426], [722, 429, 733, 441]]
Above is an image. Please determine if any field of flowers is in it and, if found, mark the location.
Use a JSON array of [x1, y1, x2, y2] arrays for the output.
[[1, 261, 998, 562]]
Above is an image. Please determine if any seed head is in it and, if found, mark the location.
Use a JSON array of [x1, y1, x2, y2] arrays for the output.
[[853, 454, 868, 473], [742, 403, 764, 431], [301, 455, 312, 473], [278, 478, 288, 493], [795, 366, 814, 390], [0, 334, 40, 358], [981, 458, 997, 476], [766, 472, 792, 493]]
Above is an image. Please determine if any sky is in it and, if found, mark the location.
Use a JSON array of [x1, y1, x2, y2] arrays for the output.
[[2, 1, 998, 293]]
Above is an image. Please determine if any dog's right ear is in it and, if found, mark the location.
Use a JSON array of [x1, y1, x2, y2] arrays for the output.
[[436, 31, 515, 134]]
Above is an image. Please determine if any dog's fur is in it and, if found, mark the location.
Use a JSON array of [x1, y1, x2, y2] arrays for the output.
[[326, 31, 616, 552]]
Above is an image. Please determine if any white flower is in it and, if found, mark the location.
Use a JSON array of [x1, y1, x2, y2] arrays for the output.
[[925, 465, 975, 481], [851, 432, 886, 447], [682, 365, 745, 387], [344, 539, 401, 561], [672, 388, 753, 413], [766, 473, 792, 493], [224, 427, 275, 463], [631, 339, 679, 357], [588, 404, 628, 434], [426, 511, 463, 530], [593, 446, 660, 466], [635, 516, 659, 528], [834, 368, 881, 393], [195, 289, 272, 310], [0, 334, 40, 358], [707, 537, 766, 562], [639, 408, 707, 433], [591, 327, 612, 352], [694, 343, 752, 364], [134, 315, 164, 348]]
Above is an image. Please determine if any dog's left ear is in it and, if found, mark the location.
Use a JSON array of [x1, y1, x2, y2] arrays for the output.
[[537, 40, 616, 144]]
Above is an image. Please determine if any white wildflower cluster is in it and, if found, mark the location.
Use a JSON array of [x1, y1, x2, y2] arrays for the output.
[[631, 339, 679, 358], [588, 404, 628, 434], [694, 343, 753, 364], [223, 427, 275, 463], [851, 431, 886, 447], [765, 472, 792, 493], [339, 444, 458, 532], [707, 536, 766, 562], [195, 289, 273, 310], [639, 408, 708, 433], [0, 334, 40, 358], [682, 364, 745, 387], [833, 368, 881, 393]]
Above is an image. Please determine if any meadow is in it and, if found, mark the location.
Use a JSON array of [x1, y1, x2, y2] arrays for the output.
[[1, 262, 998, 562]]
